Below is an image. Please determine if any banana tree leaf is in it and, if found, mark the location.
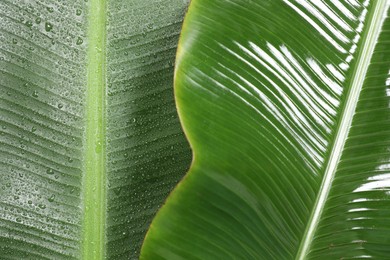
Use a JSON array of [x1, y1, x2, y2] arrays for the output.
[[0, 0, 191, 259], [141, 0, 390, 259]]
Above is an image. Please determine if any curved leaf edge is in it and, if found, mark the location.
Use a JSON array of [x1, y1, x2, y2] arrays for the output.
[[139, 1, 203, 258], [140, 1, 390, 259]]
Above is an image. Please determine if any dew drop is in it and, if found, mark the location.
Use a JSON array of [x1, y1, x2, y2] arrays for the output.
[[45, 22, 53, 32], [32, 91, 38, 98], [35, 17, 41, 24], [25, 21, 33, 27], [48, 195, 55, 202], [76, 9, 82, 16], [95, 141, 102, 153], [46, 168, 54, 175], [76, 37, 83, 45]]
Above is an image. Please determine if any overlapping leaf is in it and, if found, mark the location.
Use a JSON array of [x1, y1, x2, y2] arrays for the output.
[[141, 0, 390, 259]]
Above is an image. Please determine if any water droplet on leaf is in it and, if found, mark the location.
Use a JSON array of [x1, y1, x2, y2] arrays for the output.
[[95, 141, 102, 153], [76, 37, 83, 45], [48, 195, 55, 202], [45, 22, 53, 32]]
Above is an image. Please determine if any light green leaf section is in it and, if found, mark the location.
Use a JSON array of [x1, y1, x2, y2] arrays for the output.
[[0, 0, 190, 259], [83, 0, 106, 259], [141, 0, 390, 259]]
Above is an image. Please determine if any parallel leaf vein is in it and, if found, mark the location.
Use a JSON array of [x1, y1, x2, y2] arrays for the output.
[[296, 2, 389, 259]]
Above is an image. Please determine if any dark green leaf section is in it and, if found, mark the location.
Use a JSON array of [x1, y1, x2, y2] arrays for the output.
[[0, 0, 191, 259], [141, 0, 390, 259], [105, 0, 191, 259]]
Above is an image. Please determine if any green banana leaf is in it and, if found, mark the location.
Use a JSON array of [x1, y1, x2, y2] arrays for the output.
[[0, 0, 191, 259], [141, 0, 390, 259]]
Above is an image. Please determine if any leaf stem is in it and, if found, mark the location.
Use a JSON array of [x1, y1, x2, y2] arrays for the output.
[[83, 0, 107, 258]]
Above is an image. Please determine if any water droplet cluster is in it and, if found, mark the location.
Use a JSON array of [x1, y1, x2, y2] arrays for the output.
[[104, 0, 191, 258], [0, 0, 87, 257]]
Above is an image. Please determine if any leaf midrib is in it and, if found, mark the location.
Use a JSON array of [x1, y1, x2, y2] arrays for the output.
[[83, 0, 107, 258], [296, 1, 389, 259]]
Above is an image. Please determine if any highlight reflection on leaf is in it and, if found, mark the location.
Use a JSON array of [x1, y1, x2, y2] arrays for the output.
[[141, 1, 390, 259]]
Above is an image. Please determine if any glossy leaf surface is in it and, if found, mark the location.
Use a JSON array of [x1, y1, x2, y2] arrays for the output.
[[141, 0, 390, 259], [0, 0, 190, 259]]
